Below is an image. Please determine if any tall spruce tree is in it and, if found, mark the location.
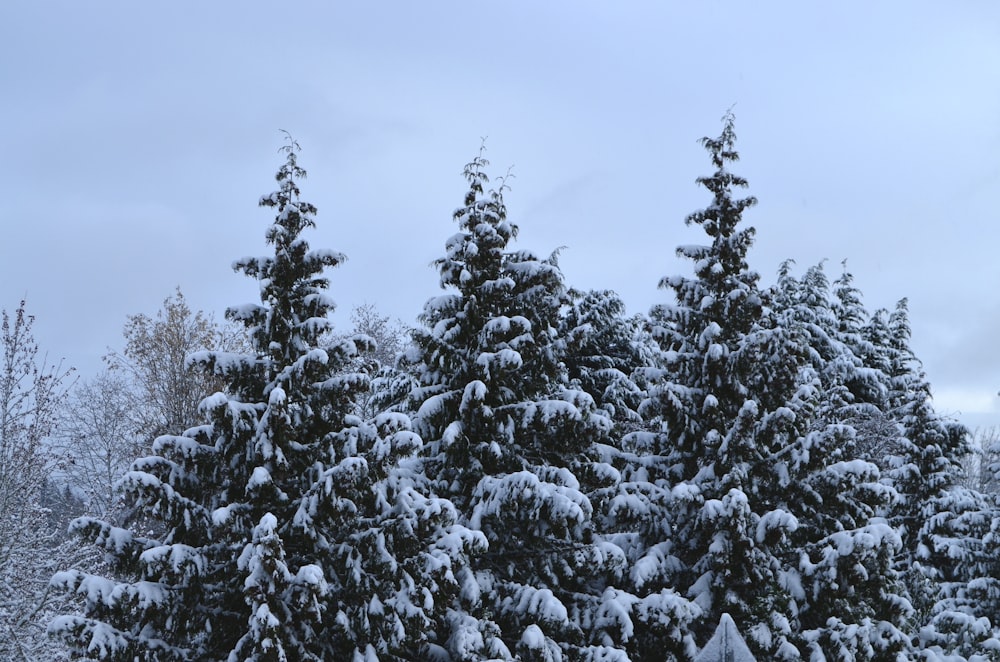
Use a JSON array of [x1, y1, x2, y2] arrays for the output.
[[882, 299, 967, 577], [875, 300, 1000, 657], [404, 149, 631, 659], [632, 115, 911, 659], [644, 113, 808, 657], [50, 137, 482, 660], [621, 113, 792, 657], [829, 266, 888, 410]]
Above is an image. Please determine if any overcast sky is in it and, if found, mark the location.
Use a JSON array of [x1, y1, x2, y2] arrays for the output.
[[2, 2, 999, 431]]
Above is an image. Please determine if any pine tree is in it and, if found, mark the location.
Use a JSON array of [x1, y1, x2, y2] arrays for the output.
[[621, 114, 793, 657], [633, 115, 911, 659], [830, 266, 886, 408], [798, 263, 869, 416], [51, 137, 481, 660], [404, 149, 629, 659], [874, 300, 1000, 657], [882, 299, 967, 572], [634, 112, 784, 642]]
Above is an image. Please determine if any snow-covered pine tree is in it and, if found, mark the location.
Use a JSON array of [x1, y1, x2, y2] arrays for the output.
[[884, 299, 968, 509], [404, 149, 631, 659], [800, 263, 877, 417], [875, 300, 1000, 657], [762, 263, 916, 658], [764, 262, 913, 657], [619, 114, 795, 658], [50, 136, 483, 660], [771, 262, 849, 415], [648, 113, 812, 657], [829, 266, 887, 408], [556, 290, 707, 661], [881, 299, 967, 580], [861, 307, 893, 393], [631, 114, 911, 659], [912, 484, 1000, 659]]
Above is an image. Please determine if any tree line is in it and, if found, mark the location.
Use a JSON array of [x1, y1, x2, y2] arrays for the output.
[[3, 118, 998, 660]]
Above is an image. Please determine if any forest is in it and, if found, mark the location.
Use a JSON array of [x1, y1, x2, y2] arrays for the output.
[[2, 116, 998, 661]]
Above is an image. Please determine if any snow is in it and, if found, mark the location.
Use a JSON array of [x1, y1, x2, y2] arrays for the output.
[[307, 247, 347, 264], [521, 399, 582, 427], [45, 127, 1000, 662], [503, 586, 568, 625], [461, 380, 487, 412], [212, 504, 235, 525], [755, 508, 798, 544], [480, 276, 516, 293], [268, 386, 286, 405], [706, 342, 725, 361], [520, 624, 546, 649], [694, 613, 756, 662], [247, 466, 273, 490], [470, 471, 590, 532], [139, 544, 205, 575], [416, 391, 453, 423], [442, 420, 463, 447], [227, 301, 267, 321], [475, 347, 523, 376], [483, 315, 531, 337]]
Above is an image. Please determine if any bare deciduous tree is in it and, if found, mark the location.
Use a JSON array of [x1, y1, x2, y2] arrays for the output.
[[348, 302, 408, 368], [104, 287, 246, 440], [334, 303, 413, 418], [0, 300, 75, 660], [958, 426, 1000, 493], [56, 371, 144, 518]]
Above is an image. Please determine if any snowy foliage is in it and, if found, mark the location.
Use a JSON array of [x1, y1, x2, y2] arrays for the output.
[[45, 122, 999, 660], [403, 148, 636, 658], [624, 114, 930, 659], [51, 137, 482, 660]]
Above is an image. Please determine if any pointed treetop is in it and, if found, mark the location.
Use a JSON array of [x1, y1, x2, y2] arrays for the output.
[[659, 112, 761, 337], [227, 136, 344, 372], [686, 111, 757, 240], [258, 131, 317, 242], [455, 143, 514, 236], [702, 110, 741, 170]]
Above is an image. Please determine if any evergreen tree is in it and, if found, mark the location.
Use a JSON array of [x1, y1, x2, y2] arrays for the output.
[[633, 114, 911, 659], [404, 149, 629, 659], [883, 299, 967, 576], [826, 267, 900, 466], [636, 112, 777, 634], [875, 300, 1000, 657], [51, 137, 481, 660], [830, 266, 887, 409], [623, 114, 791, 657]]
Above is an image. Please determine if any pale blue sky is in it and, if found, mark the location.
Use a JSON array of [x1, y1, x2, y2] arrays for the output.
[[2, 1, 999, 429]]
